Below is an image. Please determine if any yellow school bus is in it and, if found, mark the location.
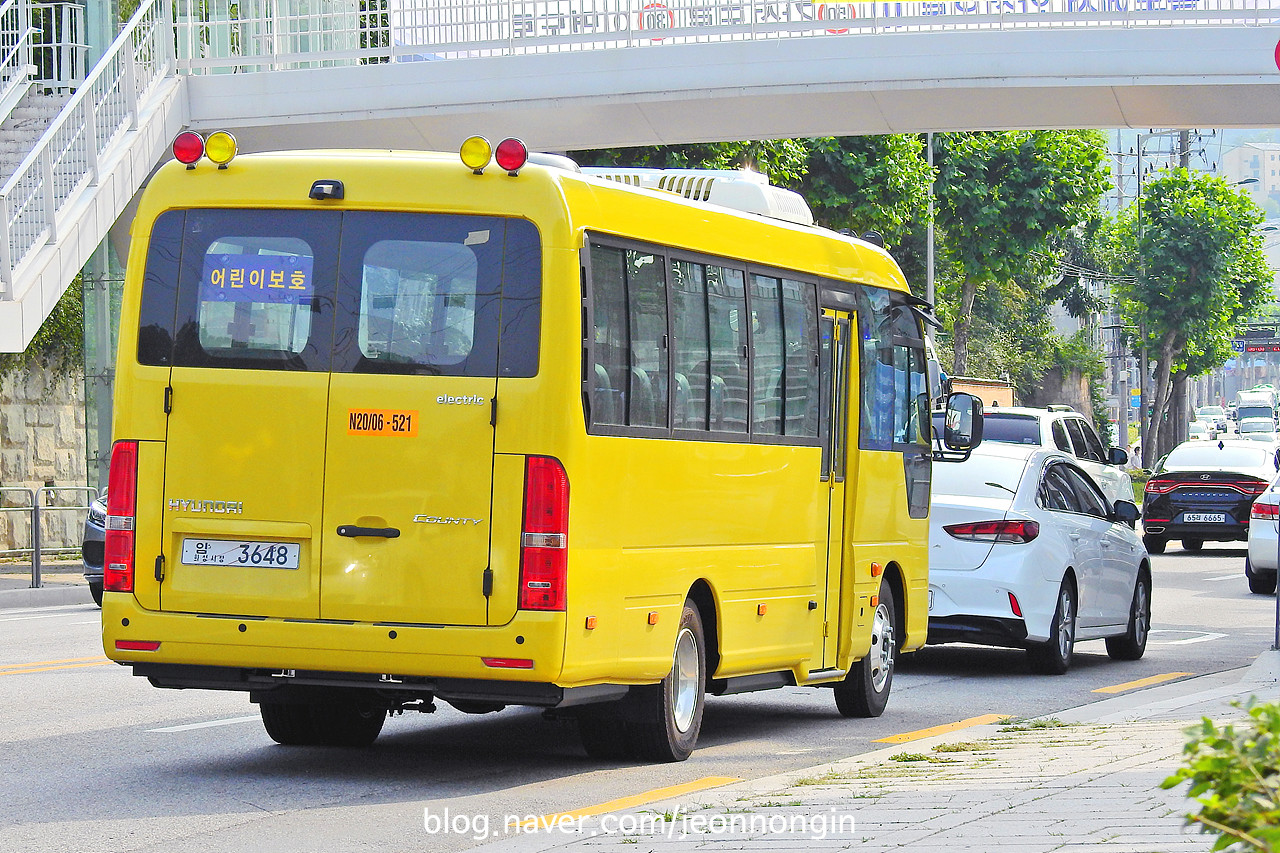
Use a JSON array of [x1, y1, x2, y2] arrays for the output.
[[102, 133, 980, 760]]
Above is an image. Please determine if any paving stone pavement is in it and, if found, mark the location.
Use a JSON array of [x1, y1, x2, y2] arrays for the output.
[[475, 651, 1279, 853]]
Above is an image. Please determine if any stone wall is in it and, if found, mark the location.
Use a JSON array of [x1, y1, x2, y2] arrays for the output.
[[1021, 366, 1096, 427], [0, 365, 88, 555]]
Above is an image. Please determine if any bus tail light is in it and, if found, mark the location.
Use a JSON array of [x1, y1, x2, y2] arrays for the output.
[[519, 456, 568, 611], [104, 441, 139, 593]]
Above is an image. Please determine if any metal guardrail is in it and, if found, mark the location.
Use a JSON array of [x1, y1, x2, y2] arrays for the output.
[[0, 484, 97, 587], [172, 0, 1280, 72]]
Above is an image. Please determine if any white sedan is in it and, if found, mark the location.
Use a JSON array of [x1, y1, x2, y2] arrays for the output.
[[928, 443, 1150, 674], [1246, 473, 1280, 595]]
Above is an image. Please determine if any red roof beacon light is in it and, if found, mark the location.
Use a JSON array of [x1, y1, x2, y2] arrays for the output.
[[494, 138, 528, 175], [172, 131, 204, 168]]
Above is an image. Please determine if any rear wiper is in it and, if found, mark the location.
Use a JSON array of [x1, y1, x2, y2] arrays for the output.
[[985, 481, 1016, 496]]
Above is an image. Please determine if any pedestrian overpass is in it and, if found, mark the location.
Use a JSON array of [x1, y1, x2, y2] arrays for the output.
[[1, 0, 1279, 353]]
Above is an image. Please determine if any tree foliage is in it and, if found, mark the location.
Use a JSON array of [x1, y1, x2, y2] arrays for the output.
[[0, 276, 84, 390], [932, 130, 1109, 376], [1162, 699, 1280, 851], [568, 139, 811, 184], [1110, 168, 1271, 464]]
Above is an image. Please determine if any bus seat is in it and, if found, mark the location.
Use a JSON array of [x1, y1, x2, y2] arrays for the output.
[[716, 361, 749, 432], [672, 372, 692, 428], [594, 362, 619, 424], [710, 375, 727, 430], [629, 366, 656, 426]]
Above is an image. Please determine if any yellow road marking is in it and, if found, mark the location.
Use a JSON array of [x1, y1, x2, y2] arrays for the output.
[[1092, 672, 1193, 694], [512, 776, 741, 830], [0, 656, 111, 676], [873, 714, 1011, 744]]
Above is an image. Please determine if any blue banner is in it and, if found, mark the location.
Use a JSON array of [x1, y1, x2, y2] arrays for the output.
[[201, 254, 314, 304]]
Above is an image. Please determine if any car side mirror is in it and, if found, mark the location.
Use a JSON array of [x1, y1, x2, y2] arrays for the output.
[[1107, 447, 1128, 466], [943, 392, 983, 451], [1112, 499, 1140, 523]]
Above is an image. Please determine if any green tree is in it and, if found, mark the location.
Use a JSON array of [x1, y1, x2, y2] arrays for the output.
[[1111, 168, 1272, 466], [786, 135, 933, 286], [933, 130, 1109, 376], [567, 140, 810, 184], [570, 136, 935, 290]]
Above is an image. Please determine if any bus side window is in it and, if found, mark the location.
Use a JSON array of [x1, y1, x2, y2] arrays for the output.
[[589, 246, 628, 426], [750, 274, 784, 436], [708, 267, 749, 434], [782, 278, 819, 437], [670, 259, 710, 431], [625, 249, 667, 429]]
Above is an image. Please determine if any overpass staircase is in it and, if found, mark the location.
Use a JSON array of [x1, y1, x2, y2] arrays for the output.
[[0, 0, 183, 352]]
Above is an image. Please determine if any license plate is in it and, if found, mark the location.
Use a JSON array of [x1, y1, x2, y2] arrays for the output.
[[181, 538, 300, 569], [1182, 512, 1227, 524]]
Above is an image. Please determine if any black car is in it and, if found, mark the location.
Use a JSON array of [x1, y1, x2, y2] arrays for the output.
[[82, 492, 106, 607], [1141, 439, 1280, 554]]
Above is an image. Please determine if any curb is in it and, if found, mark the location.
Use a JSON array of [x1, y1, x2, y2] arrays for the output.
[[0, 584, 95, 610], [478, 652, 1279, 852]]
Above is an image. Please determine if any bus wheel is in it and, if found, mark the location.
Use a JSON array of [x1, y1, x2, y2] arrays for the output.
[[311, 701, 387, 747], [578, 715, 631, 760], [260, 702, 320, 745], [260, 700, 386, 747], [834, 581, 896, 718], [626, 601, 706, 762]]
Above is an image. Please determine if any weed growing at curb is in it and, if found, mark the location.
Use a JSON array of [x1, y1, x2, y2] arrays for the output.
[[888, 751, 958, 764], [998, 717, 1075, 732], [932, 740, 988, 753]]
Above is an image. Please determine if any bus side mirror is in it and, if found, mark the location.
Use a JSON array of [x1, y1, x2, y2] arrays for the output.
[[941, 393, 983, 453]]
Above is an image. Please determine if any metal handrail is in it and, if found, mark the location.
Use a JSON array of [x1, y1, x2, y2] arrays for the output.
[[0, 0, 170, 294], [0, 484, 96, 587], [0, 0, 34, 118], [172, 0, 1279, 73]]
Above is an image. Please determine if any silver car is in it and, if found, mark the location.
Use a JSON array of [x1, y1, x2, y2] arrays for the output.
[[82, 492, 106, 607]]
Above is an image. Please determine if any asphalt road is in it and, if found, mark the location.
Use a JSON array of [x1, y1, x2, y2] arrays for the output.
[[1, 542, 1274, 853]]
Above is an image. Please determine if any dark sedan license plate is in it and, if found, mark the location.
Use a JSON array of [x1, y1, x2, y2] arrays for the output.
[[1183, 512, 1227, 523]]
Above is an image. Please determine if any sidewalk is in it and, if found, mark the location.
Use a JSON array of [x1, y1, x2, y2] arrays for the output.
[[0, 560, 93, 609], [479, 650, 1280, 853]]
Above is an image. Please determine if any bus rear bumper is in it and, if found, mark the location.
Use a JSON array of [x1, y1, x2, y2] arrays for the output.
[[129, 662, 630, 709]]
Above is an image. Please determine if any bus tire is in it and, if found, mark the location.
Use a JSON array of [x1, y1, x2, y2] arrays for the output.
[[834, 580, 896, 718], [626, 601, 706, 762], [578, 716, 632, 760], [260, 700, 386, 747], [260, 702, 320, 745], [311, 701, 387, 747]]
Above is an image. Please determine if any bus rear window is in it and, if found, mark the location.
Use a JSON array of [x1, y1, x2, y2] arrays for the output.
[[138, 210, 540, 376]]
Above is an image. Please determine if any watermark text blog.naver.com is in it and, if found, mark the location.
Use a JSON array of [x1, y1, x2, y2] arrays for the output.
[[423, 805, 857, 843]]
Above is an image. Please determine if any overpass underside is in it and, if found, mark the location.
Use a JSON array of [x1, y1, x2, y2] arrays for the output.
[[185, 26, 1280, 154]]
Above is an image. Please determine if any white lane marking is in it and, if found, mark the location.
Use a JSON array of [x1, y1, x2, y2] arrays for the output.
[[1206, 573, 1242, 582], [149, 715, 261, 733], [1147, 629, 1228, 645], [0, 603, 95, 617], [0, 612, 94, 623]]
